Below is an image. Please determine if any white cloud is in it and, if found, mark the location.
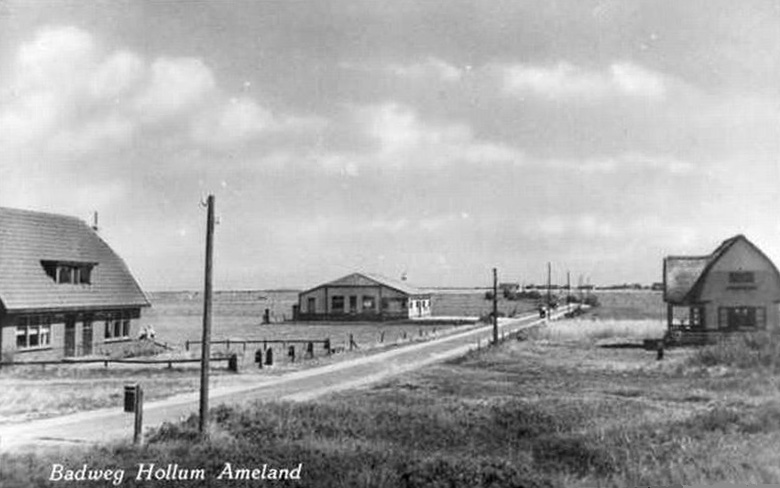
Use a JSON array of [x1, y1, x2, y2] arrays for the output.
[[537, 214, 617, 238], [500, 61, 668, 101], [547, 152, 693, 174], [388, 57, 464, 82], [341, 57, 465, 83], [133, 57, 216, 122], [359, 102, 522, 167], [0, 25, 318, 216]]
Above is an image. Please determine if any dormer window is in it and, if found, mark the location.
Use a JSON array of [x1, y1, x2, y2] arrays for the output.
[[41, 261, 95, 285]]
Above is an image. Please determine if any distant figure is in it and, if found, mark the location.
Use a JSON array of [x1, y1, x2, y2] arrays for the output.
[[138, 325, 156, 341]]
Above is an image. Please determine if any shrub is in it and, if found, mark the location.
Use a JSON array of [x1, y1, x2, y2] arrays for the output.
[[689, 331, 780, 372]]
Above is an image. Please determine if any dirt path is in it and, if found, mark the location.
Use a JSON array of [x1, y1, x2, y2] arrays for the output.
[[0, 307, 573, 451]]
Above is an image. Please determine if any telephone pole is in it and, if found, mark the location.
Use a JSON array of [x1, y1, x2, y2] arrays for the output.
[[546, 262, 552, 307], [492, 267, 498, 345], [199, 194, 215, 436]]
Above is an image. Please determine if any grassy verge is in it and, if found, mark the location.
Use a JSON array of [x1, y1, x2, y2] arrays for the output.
[[4, 320, 780, 487]]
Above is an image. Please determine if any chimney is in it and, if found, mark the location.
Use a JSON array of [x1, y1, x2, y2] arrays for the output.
[[92, 211, 99, 232]]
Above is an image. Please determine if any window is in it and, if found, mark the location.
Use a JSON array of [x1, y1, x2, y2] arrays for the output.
[[689, 306, 705, 329], [718, 306, 766, 330], [307, 297, 316, 313], [349, 296, 358, 313], [362, 296, 376, 311], [41, 261, 94, 285], [729, 271, 755, 284], [104, 311, 131, 340], [331, 296, 345, 313], [16, 316, 52, 349]]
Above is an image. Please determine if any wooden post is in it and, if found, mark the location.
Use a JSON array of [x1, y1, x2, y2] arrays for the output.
[[199, 194, 215, 437], [134, 385, 143, 445], [493, 268, 498, 345], [547, 262, 552, 309]]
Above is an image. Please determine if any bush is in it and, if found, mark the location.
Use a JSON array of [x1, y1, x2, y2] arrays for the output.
[[689, 331, 780, 372]]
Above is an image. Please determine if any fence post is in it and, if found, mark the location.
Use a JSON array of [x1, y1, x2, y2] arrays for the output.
[[185, 340, 189, 352], [255, 349, 263, 368], [306, 342, 314, 359], [265, 348, 274, 366], [228, 354, 239, 372], [324, 338, 331, 355], [288, 345, 295, 362], [380, 331, 385, 343]]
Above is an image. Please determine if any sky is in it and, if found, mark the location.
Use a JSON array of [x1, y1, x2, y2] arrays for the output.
[[1, 0, 779, 291]]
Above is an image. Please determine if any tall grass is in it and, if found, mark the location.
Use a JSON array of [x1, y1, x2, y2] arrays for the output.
[[689, 330, 780, 372]]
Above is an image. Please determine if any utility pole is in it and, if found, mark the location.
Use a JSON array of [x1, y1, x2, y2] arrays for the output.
[[546, 262, 552, 308], [199, 194, 215, 436], [492, 267, 498, 345]]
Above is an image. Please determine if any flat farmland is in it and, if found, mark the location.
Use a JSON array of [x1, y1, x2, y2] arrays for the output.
[[588, 290, 665, 320], [143, 290, 537, 352]]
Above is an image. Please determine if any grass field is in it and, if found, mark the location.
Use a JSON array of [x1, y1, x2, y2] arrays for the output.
[[5, 318, 780, 487], [144, 290, 538, 351]]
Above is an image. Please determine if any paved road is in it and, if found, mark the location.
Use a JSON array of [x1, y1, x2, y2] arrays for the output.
[[0, 306, 572, 451]]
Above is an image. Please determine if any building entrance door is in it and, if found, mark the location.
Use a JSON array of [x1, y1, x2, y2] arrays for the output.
[[64, 316, 76, 357]]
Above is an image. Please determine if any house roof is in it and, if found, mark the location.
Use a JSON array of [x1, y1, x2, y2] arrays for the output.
[[663, 256, 710, 304], [302, 272, 428, 297], [0, 207, 150, 313], [664, 234, 779, 305]]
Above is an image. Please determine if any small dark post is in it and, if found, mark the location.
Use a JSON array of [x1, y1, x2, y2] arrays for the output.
[[324, 338, 331, 354], [349, 333, 354, 351], [265, 347, 274, 366], [228, 354, 238, 372], [288, 345, 295, 362], [124, 384, 143, 444], [656, 341, 665, 361], [255, 349, 263, 369], [306, 341, 314, 358], [493, 267, 499, 346], [380, 331, 385, 343], [134, 386, 143, 445], [263, 308, 270, 325]]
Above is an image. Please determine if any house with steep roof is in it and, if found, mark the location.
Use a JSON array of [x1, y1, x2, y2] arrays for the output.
[[0, 207, 150, 360], [295, 272, 432, 321], [663, 235, 780, 339]]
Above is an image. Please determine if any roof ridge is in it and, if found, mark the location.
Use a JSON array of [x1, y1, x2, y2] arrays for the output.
[[0, 206, 86, 223]]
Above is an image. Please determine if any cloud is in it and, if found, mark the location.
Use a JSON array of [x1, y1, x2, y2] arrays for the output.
[[500, 61, 668, 101], [359, 102, 522, 167], [0, 25, 322, 215], [341, 57, 466, 83], [133, 57, 216, 122], [387, 57, 464, 82], [537, 214, 617, 238], [547, 152, 693, 174]]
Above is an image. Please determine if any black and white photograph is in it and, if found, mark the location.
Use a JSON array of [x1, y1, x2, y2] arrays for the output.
[[1, 1, 779, 486]]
